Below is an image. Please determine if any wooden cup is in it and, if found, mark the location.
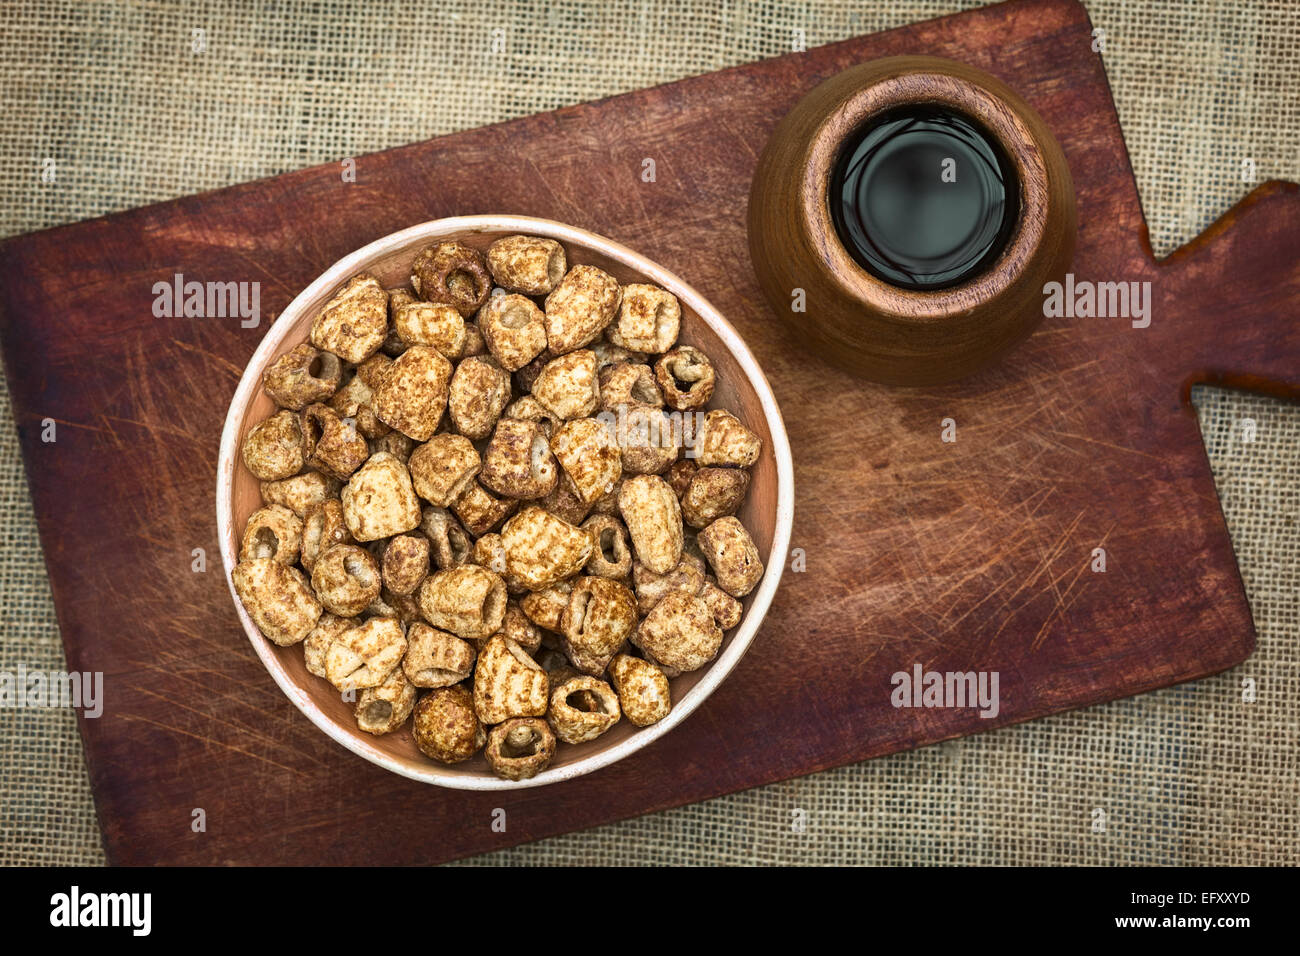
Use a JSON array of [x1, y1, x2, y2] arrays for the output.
[[748, 55, 1076, 385]]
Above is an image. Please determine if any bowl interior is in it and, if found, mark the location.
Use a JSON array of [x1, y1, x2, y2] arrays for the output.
[[220, 218, 787, 787]]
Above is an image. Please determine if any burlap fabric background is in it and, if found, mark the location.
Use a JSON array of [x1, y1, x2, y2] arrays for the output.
[[1, 0, 1297, 866]]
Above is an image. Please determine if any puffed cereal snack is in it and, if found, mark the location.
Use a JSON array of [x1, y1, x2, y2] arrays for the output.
[[231, 233, 766, 780]]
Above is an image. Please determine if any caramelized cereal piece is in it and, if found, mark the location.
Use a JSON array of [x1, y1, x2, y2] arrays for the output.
[[680, 466, 750, 529], [696, 409, 761, 467], [547, 674, 620, 744], [697, 515, 764, 597], [310, 273, 388, 364], [550, 417, 621, 504], [393, 299, 465, 358], [607, 284, 680, 354], [480, 293, 548, 372], [531, 350, 600, 420], [543, 265, 621, 354], [341, 452, 422, 541], [310, 543, 382, 617], [411, 242, 492, 318], [324, 617, 406, 691], [618, 474, 683, 575], [260, 471, 339, 518], [500, 506, 593, 590], [484, 717, 555, 781], [474, 635, 549, 725], [448, 355, 512, 440], [634, 591, 722, 672], [451, 481, 518, 537], [480, 417, 559, 500], [300, 403, 369, 480], [408, 434, 481, 507], [560, 576, 637, 676], [373, 345, 453, 441], [381, 533, 430, 596], [608, 653, 672, 727], [403, 622, 476, 688], [241, 409, 304, 481], [655, 346, 715, 412], [262, 343, 342, 410], [239, 504, 303, 566], [486, 235, 566, 296], [418, 565, 508, 641], [413, 685, 485, 764], [232, 558, 321, 646], [355, 665, 417, 735]]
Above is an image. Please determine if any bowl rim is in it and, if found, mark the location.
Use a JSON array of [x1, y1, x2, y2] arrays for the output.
[[216, 214, 794, 790]]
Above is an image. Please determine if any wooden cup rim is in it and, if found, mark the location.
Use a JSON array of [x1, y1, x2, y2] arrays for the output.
[[802, 60, 1050, 323]]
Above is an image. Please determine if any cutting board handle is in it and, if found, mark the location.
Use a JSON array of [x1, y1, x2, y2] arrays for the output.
[[1157, 180, 1300, 404]]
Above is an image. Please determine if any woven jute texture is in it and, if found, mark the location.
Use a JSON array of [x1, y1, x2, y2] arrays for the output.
[[2, 0, 1297, 866]]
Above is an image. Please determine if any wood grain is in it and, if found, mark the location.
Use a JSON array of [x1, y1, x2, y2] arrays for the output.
[[1, 0, 1296, 864]]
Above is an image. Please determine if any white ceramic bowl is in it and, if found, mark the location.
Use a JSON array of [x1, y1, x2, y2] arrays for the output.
[[217, 215, 794, 789]]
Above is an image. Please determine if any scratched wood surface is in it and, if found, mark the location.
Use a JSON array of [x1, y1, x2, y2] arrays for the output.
[[2, 0, 1297, 865]]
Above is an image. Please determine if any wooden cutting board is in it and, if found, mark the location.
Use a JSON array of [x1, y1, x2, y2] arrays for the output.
[[2, 0, 1297, 865]]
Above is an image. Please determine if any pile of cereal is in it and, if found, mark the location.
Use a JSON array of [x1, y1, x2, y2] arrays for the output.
[[232, 234, 764, 779]]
